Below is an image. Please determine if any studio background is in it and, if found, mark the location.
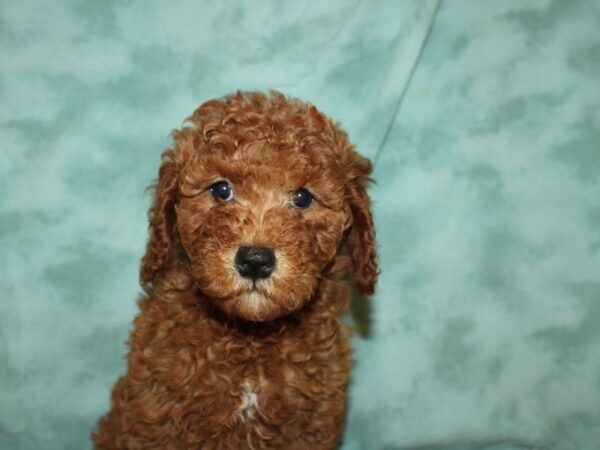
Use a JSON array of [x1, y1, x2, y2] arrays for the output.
[[1, 1, 599, 449]]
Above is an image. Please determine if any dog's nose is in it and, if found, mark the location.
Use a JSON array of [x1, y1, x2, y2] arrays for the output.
[[235, 246, 276, 280]]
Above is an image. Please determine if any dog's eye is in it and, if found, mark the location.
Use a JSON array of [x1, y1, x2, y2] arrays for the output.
[[290, 188, 313, 209], [210, 181, 234, 202]]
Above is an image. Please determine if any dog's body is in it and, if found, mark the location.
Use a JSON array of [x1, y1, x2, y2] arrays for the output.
[[93, 92, 377, 449]]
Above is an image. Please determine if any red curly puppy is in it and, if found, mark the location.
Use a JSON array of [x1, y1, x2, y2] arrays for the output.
[[93, 91, 378, 449]]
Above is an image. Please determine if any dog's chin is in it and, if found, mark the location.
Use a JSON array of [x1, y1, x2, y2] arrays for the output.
[[216, 290, 304, 322]]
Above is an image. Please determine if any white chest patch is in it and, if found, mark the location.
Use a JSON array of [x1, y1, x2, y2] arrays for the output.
[[237, 383, 259, 421]]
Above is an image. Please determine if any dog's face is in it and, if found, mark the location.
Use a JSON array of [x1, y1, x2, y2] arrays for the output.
[[140, 92, 377, 321]]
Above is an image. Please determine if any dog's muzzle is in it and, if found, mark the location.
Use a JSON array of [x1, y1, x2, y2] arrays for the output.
[[235, 246, 276, 281]]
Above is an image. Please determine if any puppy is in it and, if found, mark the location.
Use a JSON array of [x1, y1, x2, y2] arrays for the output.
[[93, 91, 377, 449]]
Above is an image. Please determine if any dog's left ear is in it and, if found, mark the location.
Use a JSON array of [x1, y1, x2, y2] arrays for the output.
[[344, 151, 379, 296]]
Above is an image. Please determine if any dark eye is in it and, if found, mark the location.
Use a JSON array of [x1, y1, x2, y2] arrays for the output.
[[210, 181, 234, 202], [290, 188, 313, 209]]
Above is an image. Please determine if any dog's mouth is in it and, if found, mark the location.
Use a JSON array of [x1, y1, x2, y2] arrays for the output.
[[240, 280, 275, 305], [210, 276, 305, 322], [219, 288, 276, 322], [249, 279, 270, 294], [195, 261, 316, 322]]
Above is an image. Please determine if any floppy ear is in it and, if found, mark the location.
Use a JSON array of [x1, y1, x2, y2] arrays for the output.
[[140, 150, 179, 286], [345, 154, 379, 296]]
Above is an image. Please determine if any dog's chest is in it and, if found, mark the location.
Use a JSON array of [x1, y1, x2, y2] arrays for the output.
[[236, 382, 260, 421]]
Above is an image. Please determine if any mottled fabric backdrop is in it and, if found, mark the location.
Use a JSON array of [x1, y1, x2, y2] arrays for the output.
[[1, 1, 599, 449]]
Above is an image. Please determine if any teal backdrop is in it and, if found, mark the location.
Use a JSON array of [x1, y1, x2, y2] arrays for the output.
[[1, 1, 599, 449]]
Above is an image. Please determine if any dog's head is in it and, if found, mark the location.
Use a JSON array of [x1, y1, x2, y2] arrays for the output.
[[140, 92, 377, 321]]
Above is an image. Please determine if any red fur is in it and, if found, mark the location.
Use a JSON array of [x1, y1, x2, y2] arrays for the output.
[[93, 91, 378, 449]]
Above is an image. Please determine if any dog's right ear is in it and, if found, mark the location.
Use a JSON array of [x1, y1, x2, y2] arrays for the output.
[[140, 150, 179, 286]]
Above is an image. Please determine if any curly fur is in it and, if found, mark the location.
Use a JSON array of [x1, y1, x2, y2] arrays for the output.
[[93, 91, 378, 449]]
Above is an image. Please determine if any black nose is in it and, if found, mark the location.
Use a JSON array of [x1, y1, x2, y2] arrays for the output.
[[235, 246, 276, 280]]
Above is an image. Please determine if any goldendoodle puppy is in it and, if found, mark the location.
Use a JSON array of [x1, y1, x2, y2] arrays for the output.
[[93, 91, 378, 449]]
